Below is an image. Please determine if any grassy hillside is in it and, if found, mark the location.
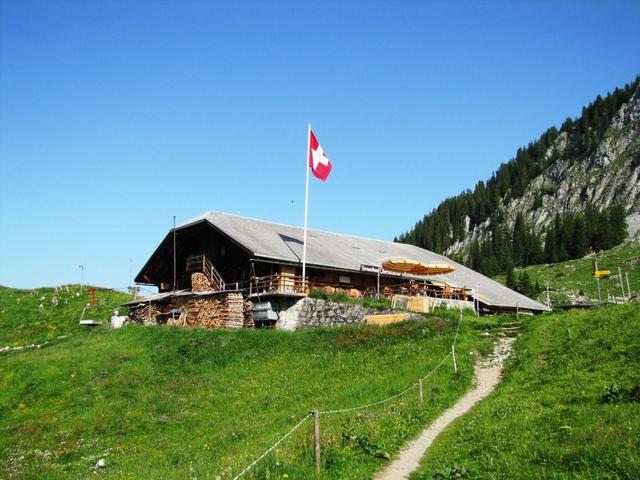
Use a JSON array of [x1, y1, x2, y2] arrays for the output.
[[0, 288, 493, 480], [0, 285, 131, 346], [412, 303, 640, 479], [495, 240, 640, 306]]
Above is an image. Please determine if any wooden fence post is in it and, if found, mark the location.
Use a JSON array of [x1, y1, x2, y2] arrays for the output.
[[619, 267, 625, 301], [418, 379, 424, 407], [452, 345, 458, 375], [314, 411, 321, 474]]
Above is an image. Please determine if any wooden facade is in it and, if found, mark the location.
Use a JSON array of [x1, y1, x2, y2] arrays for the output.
[[135, 220, 471, 301]]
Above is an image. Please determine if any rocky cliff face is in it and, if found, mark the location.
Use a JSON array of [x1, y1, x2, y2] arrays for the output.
[[445, 86, 640, 257]]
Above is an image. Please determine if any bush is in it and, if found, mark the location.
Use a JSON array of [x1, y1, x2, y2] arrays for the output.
[[308, 289, 391, 310], [601, 380, 625, 403], [308, 289, 328, 300]]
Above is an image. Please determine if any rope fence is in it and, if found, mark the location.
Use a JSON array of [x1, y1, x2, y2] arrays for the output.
[[318, 349, 453, 415], [228, 311, 464, 478], [231, 413, 313, 480]]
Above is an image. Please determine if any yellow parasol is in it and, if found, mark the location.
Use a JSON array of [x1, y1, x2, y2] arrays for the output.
[[381, 258, 455, 276]]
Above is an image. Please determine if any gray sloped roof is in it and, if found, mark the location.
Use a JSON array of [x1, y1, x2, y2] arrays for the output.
[[179, 211, 550, 312]]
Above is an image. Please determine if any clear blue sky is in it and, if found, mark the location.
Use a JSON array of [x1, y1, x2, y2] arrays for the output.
[[1, 0, 639, 290]]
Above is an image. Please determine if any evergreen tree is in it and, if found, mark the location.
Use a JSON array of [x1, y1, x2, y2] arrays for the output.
[[543, 225, 558, 263], [469, 240, 481, 271], [525, 230, 543, 265], [512, 213, 528, 266], [517, 271, 533, 297], [570, 216, 588, 258], [479, 241, 499, 277], [506, 264, 516, 290], [609, 203, 627, 245]]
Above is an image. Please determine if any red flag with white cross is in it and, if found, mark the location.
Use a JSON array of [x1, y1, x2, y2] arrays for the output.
[[308, 129, 332, 181]]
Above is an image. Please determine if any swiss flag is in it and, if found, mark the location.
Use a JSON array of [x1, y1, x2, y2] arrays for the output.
[[308, 129, 332, 181]]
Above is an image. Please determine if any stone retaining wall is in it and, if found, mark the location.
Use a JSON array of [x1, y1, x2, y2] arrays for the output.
[[275, 297, 423, 330]]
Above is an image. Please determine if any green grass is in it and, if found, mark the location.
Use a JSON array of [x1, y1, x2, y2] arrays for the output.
[[0, 285, 131, 346], [495, 241, 640, 306], [308, 289, 393, 310], [0, 288, 491, 479], [412, 303, 640, 480]]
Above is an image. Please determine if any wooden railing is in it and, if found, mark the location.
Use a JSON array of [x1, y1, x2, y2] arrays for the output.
[[185, 254, 226, 291], [375, 282, 473, 301], [309, 280, 473, 301], [246, 275, 470, 301], [250, 273, 308, 296]]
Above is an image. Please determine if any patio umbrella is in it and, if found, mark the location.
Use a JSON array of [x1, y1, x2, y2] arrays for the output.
[[381, 258, 455, 276]]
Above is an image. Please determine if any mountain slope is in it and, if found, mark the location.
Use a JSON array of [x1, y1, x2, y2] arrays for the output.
[[396, 77, 640, 269], [496, 240, 640, 307]]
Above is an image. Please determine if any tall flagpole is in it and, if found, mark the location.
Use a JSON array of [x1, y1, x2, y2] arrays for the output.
[[302, 123, 311, 293]]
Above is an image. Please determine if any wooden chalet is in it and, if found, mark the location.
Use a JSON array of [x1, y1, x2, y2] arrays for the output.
[[134, 211, 550, 315]]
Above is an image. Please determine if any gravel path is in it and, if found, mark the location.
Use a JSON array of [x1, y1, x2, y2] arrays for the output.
[[373, 335, 514, 480]]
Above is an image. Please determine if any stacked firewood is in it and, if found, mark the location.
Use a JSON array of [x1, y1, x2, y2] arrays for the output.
[[175, 297, 225, 328], [130, 304, 161, 325], [191, 272, 212, 292], [243, 300, 255, 328], [135, 293, 253, 330], [167, 311, 188, 328], [221, 293, 245, 329]]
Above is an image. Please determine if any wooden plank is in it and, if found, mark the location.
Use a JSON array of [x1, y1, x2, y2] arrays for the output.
[[365, 313, 409, 325]]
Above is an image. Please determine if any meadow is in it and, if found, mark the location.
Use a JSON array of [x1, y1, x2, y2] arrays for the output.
[[413, 303, 640, 479], [0, 285, 493, 479], [502, 240, 640, 306]]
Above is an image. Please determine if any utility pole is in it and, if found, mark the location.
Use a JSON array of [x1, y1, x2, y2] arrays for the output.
[[173, 215, 177, 292], [78, 265, 85, 293]]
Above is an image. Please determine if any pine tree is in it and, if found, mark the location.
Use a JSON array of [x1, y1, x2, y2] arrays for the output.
[[543, 225, 558, 263], [517, 271, 533, 297], [570, 216, 588, 258], [469, 240, 481, 271], [512, 213, 528, 266], [525, 230, 543, 265], [479, 241, 499, 277], [609, 203, 627, 245], [506, 263, 516, 290]]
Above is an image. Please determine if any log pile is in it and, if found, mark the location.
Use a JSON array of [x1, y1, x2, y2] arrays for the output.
[[130, 304, 162, 325], [128, 292, 257, 330], [243, 300, 255, 328], [169, 293, 246, 329], [221, 293, 245, 329], [167, 311, 188, 328], [174, 296, 225, 328], [191, 272, 212, 292]]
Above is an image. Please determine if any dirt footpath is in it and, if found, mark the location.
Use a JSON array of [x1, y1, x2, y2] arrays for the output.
[[373, 335, 515, 480]]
